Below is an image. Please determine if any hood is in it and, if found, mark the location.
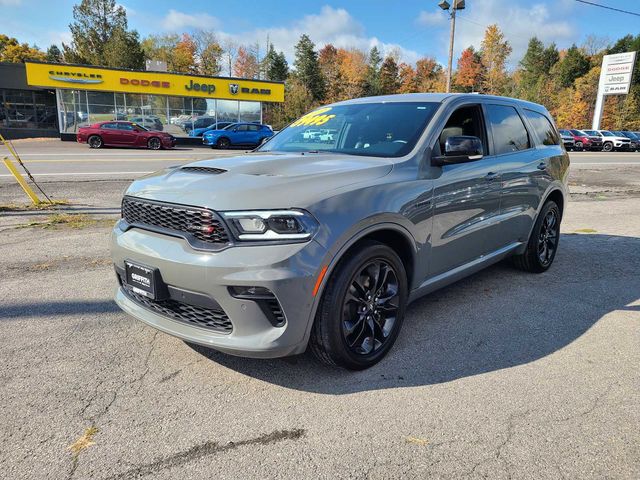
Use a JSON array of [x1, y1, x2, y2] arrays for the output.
[[125, 151, 393, 210]]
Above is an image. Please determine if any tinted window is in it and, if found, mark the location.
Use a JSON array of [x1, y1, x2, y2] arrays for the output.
[[258, 102, 440, 158], [236, 124, 249, 131], [486, 105, 530, 154], [118, 123, 134, 131], [524, 109, 561, 146], [101, 123, 116, 130], [248, 124, 259, 131]]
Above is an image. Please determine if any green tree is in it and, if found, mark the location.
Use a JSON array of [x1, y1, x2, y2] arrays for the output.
[[379, 56, 399, 94], [365, 45, 383, 95], [519, 38, 559, 101], [263, 44, 288, 81], [480, 24, 512, 95], [554, 44, 590, 88], [46, 44, 63, 63], [293, 34, 325, 101], [65, 0, 143, 68]]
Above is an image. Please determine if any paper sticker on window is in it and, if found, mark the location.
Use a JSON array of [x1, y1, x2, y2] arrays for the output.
[[290, 107, 336, 127]]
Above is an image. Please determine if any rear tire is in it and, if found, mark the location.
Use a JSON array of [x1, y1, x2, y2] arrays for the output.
[[147, 137, 161, 150], [512, 200, 561, 273], [88, 135, 103, 148], [309, 241, 408, 370]]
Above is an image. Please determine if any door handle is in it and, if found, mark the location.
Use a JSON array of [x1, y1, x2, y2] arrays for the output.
[[485, 172, 500, 181], [537, 162, 547, 170]]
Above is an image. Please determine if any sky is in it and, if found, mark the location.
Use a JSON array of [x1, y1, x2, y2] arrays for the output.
[[1, 0, 638, 67]]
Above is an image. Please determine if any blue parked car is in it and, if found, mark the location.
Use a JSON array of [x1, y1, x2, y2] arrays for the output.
[[189, 121, 233, 137], [202, 123, 273, 149]]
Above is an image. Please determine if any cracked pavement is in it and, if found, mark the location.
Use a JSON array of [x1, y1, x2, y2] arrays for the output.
[[1, 172, 639, 478]]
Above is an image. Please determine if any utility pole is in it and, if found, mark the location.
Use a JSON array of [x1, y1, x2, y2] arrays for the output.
[[439, 1, 465, 93]]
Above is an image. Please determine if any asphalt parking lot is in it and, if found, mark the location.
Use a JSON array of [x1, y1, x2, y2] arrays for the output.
[[1, 140, 639, 479]]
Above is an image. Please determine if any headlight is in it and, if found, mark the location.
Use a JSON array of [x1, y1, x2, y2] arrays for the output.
[[221, 210, 318, 241]]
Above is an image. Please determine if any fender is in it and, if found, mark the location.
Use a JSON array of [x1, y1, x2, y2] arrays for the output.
[[517, 183, 567, 254], [300, 220, 419, 346]]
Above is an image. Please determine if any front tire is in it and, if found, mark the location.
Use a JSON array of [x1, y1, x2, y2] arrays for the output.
[[309, 241, 408, 370], [216, 137, 230, 149], [602, 142, 613, 152], [88, 135, 103, 148], [147, 137, 161, 150], [575, 141, 583, 150], [512, 200, 561, 273]]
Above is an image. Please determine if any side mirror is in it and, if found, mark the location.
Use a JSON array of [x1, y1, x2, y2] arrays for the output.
[[433, 135, 484, 166]]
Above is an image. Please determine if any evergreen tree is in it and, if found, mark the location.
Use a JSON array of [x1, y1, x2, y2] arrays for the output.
[[293, 34, 325, 101], [46, 44, 63, 63], [365, 46, 382, 95], [555, 44, 590, 88], [264, 45, 288, 81]]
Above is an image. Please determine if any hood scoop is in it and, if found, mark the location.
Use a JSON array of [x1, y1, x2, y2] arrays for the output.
[[180, 166, 227, 174]]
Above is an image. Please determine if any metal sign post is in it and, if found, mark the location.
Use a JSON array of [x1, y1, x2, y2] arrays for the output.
[[592, 51, 637, 130]]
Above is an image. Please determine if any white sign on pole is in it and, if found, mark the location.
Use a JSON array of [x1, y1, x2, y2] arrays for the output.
[[592, 51, 636, 130]]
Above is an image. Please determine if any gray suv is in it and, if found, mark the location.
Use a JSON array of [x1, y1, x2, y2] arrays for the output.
[[111, 93, 569, 370]]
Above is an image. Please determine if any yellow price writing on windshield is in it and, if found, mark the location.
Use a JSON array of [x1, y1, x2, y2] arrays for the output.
[[290, 107, 336, 127]]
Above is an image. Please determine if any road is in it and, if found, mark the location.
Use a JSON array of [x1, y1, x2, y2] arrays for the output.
[[1, 196, 638, 479], [2, 140, 640, 180]]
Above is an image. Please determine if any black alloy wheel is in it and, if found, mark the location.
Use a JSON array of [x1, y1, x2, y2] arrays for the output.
[[575, 141, 583, 150], [310, 240, 408, 370], [537, 208, 559, 267], [88, 135, 103, 148], [602, 142, 613, 152], [512, 200, 561, 273], [217, 137, 230, 149], [342, 260, 400, 355], [147, 137, 161, 150]]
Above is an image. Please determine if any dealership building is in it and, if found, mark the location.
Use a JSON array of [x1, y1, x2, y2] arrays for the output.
[[0, 61, 285, 140]]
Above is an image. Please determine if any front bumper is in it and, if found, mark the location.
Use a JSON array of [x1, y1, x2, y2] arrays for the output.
[[202, 136, 217, 146], [111, 224, 327, 358]]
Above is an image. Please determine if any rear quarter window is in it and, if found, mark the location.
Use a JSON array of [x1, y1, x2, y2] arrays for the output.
[[524, 109, 560, 146], [486, 104, 531, 155]]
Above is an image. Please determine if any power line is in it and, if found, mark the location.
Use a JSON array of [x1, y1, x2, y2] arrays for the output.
[[574, 0, 640, 17]]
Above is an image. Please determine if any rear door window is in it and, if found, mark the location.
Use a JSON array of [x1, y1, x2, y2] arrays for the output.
[[101, 123, 116, 129], [486, 105, 531, 155], [524, 109, 561, 146]]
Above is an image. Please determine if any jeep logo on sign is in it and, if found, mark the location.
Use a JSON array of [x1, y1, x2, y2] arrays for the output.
[[229, 83, 239, 95], [185, 79, 216, 94]]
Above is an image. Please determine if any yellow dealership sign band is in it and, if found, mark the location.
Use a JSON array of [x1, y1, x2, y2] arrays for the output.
[[25, 62, 285, 103]]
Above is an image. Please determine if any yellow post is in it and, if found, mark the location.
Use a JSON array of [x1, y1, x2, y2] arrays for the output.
[[2, 157, 41, 205]]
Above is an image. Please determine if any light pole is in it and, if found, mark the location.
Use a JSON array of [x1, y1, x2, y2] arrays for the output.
[[439, 0, 465, 93]]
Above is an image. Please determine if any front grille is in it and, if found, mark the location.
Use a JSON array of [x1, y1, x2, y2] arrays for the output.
[[122, 284, 232, 333], [180, 166, 227, 174], [122, 196, 229, 245]]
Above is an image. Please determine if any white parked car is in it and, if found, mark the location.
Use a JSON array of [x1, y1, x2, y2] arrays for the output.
[[595, 130, 631, 152]]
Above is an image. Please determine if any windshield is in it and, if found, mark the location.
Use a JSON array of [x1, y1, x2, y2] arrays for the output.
[[583, 130, 598, 135], [600, 131, 614, 137], [258, 102, 440, 158]]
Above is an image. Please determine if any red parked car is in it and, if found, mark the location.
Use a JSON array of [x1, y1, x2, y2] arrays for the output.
[[568, 129, 602, 151], [77, 121, 176, 150]]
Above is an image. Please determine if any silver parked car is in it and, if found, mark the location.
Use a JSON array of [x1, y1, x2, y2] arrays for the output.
[[111, 93, 569, 369]]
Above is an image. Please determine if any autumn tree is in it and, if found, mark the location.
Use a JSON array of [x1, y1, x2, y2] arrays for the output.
[[0, 34, 45, 63], [293, 34, 325, 101], [415, 57, 445, 92], [318, 44, 344, 103], [379, 56, 400, 94], [192, 31, 223, 76], [337, 48, 369, 99], [233, 46, 259, 78], [398, 63, 417, 93], [480, 24, 512, 95], [454, 46, 483, 92], [65, 0, 143, 68], [142, 34, 196, 73]]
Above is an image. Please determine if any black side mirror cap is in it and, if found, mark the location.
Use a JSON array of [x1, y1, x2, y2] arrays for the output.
[[432, 135, 484, 166]]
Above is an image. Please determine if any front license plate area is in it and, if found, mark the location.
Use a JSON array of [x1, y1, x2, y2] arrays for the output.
[[125, 260, 158, 300]]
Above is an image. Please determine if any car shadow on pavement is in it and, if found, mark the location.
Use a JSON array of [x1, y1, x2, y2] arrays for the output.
[[189, 233, 640, 394]]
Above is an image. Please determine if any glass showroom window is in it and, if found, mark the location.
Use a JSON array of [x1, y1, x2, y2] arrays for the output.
[[239, 101, 261, 123], [57, 89, 88, 133], [33, 90, 57, 129], [217, 99, 239, 123], [2, 89, 36, 129], [168, 96, 193, 136], [87, 91, 116, 125]]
